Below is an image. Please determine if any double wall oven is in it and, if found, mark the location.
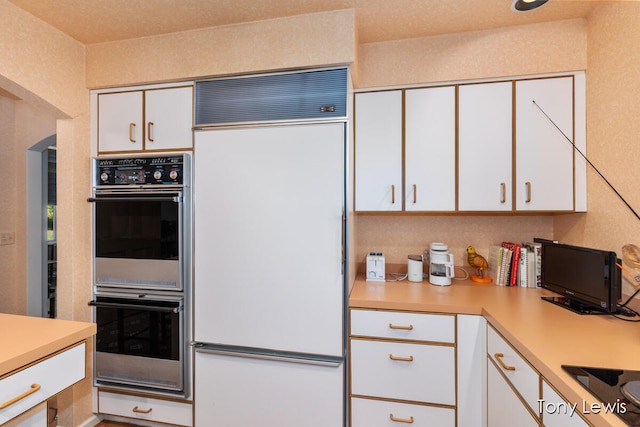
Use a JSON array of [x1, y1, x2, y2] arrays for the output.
[[89, 154, 191, 397]]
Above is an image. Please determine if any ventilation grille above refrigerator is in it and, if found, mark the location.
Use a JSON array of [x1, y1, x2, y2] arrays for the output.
[[195, 67, 348, 127]]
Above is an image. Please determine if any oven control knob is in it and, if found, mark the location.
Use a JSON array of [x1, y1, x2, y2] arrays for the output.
[[169, 169, 179, 180], [100, 172, 109, 182], [154, 170, 163, 180]]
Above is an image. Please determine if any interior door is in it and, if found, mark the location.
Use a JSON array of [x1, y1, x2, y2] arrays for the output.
[[193, 122, 345, 356]]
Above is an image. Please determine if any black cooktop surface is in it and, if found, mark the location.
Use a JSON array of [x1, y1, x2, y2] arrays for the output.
[[562, 365, 640, 426]]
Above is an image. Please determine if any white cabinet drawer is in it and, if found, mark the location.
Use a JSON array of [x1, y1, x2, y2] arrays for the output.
[[350, 309, 455, 343], [487, 325, 539, 414], [0, 343, 85, 425], [351, 339, 455, 405], [352, 397, 455, 427], [98, 391, 193, 427]]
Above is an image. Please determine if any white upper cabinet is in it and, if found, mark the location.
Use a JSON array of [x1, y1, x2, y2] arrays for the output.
[[98, 85, 193, 153], [98, 91, 143, 153], [405, 86, 456, 211], [515, 77, 574, 211], [458, 81, 513, 212], [355, 90, 403, 211]]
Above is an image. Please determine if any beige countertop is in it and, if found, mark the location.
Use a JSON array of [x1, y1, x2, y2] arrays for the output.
[[0, 313, 96, 377], [349, 274, 640, 427]]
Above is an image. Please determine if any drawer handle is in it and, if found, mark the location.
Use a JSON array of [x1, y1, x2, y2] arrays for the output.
[[389, 354, 414, 362], [525, 181, 532, 203], [390, 413, 415, 423], [494, 353, 516, 371], [0, 384, 41, 409], [132, 406, 153, 414], [389, 323, 413, 331]]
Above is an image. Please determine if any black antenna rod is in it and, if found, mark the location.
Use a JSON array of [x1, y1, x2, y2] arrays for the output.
[[532, 100, 640, 222]]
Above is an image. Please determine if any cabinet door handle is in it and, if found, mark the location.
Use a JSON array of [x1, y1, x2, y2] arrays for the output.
[[391, 184, 395, 204], [0, 384, 41, 409], [389, 323, 413, 331], [390, 413, 415, 423], [129, 123, 137, 143], [494, 353, 516, 371], [500, 182, 506, 204], [132, 406, 153, 414], [147, 121, 155, 142], [525, 181, 532, 203], [413, 184, 417, 204], [389, 354, 414, 362]]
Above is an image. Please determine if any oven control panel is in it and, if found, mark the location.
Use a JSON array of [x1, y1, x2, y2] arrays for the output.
[[95, 155, 188, 186]]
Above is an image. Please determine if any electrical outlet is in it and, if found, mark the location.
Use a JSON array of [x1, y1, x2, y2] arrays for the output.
[[0, 232, 15, 245]]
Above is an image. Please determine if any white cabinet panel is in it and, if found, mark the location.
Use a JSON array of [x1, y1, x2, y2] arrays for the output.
[[352, 397, 455, 427], [194, 350, 343, 427], [487, 361, 538, 427], [457, 315, 487, 427], [144, 86, 193, 150], [355, 91, 403, 211], [515, 77, 574, 211], [351, 339, 455, 405], [405, 86, 456, 211], [194, 123, 345, 356], [542, 381, 589, 427], [98, 91, 144, 152], [458, 82, 513, 211]]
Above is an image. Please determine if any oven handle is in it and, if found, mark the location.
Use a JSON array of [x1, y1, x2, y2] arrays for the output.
[[88, 300, 183, 313], [87, 196, 182, 203]]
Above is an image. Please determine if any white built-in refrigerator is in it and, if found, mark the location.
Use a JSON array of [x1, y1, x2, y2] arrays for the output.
[[192, 122, 346, 426]]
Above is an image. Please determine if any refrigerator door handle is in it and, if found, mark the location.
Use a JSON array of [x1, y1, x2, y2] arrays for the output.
[[192, 343, 342, 368]]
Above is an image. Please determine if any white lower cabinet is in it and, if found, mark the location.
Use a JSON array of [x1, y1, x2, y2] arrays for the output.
[[350, 309, 459, 426], [487, 361, 539, 427], [351, 397, 455, 427], [98, 391, 192, 426], [542, 381, 589, 427], [487, 325, 590, 427], [194, 350, 343, 427], [0, 343, 86, 426]]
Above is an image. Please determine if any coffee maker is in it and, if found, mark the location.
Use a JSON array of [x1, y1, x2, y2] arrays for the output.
[[428, 242, 454, 286]]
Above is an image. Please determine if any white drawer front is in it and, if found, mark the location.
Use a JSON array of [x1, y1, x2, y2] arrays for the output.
[[352, 397, 455, 427], [350, 309, 455, 343], [351, 339, 455, 405], [98, 391, 193, 427], [487, 326, 539, 414], [0, 343, 85, 425]]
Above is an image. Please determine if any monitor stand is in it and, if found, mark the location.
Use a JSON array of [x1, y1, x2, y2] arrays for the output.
[[541, 296, 610, 315]]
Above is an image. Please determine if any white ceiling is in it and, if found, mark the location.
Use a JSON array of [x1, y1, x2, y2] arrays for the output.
[[8, 0, 597, 45]]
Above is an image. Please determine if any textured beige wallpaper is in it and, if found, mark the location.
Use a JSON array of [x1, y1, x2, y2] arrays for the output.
[[555, 2, 640, 296], [357, 18, 587, 89], [86, 9, 356, 88]]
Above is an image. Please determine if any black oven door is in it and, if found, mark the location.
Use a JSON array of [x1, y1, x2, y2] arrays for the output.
[[90, 293, 185, 393], [90, 190, 184, 290]]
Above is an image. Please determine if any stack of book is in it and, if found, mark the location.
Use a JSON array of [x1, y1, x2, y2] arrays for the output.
[[487, 242, 542, 287]]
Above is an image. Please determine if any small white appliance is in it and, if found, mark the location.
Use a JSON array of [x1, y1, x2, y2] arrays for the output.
[[429, 242, 454, 286], [366, 252, 386, 282], [407, 255, 423, 282]]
